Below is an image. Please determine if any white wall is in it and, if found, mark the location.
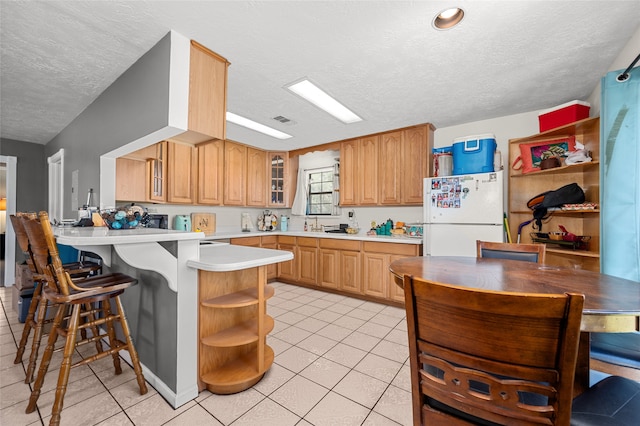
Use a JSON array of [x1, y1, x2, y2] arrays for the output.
[[588, 25, 640, 116]]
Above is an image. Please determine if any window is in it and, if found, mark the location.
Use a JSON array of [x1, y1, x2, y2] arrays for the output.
[[307, 168, 334, 215]]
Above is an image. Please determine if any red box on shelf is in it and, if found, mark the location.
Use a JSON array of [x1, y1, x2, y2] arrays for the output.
[[538, 100, 590, 132]]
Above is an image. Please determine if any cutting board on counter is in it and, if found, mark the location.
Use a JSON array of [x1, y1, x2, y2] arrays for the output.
[[191, 213, 216, 235]]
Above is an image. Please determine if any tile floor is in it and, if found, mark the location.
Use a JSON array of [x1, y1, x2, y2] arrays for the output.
[[1, 282, 414, 425]]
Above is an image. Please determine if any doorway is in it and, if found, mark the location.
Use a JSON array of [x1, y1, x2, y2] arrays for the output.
[[0, 156, 17, 287]]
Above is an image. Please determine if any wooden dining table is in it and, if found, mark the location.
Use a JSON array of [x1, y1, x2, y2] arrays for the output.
[[389, 256, 640, 395]]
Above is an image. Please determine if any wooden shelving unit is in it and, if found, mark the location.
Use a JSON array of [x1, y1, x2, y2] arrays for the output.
[[508, 117, 601, 272], [198, 267, 275, 394]]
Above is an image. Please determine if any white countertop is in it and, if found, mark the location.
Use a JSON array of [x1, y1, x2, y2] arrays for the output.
[[54, 226, 205, 245], [187, 243, 294, 272], [203, 230, 423, 245]]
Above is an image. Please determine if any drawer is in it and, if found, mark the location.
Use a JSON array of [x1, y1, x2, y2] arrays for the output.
[[297, 237, 319, 247], [320, 238, 361, 251], [230, 236, 261, 247], [278, 235, 296, 245], [261, 235, 278, 245], [363, 241, 420, 256]]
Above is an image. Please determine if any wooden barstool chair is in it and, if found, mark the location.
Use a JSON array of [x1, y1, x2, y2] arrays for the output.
[[22, 212, 147, 426], [10, 212, 101, 383]]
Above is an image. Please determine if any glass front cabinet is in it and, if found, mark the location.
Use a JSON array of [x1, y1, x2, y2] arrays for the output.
[[268, 152, 288, 207]]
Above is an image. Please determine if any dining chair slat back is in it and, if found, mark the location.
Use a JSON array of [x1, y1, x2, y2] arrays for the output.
[[404, 274, 584, 425], [477, 240, 546, 264]]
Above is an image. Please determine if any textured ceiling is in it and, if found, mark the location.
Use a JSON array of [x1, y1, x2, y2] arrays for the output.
[[1, 1, 639, 151]]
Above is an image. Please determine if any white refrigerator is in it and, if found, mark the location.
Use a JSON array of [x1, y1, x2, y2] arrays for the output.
[[423, 171, 504, 257]]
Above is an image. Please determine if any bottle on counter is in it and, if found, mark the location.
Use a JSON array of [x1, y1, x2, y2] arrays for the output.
[[304, 219, 308, 232]]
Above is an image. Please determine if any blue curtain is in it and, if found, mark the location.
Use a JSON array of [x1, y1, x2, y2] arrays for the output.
[[600, 66, 640, 281]]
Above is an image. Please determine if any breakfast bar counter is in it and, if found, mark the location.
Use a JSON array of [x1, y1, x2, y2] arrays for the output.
[[54, 228, 292, 407]]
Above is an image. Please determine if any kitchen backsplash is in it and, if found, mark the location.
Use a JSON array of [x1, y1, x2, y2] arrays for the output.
[[134, 203, 423, 234]]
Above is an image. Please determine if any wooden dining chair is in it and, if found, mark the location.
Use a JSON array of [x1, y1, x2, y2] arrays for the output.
[[10, 212, 101, 383], [404, 274, 584, 425], [21, 212, 147, 426], [477, 240, 546, 264]]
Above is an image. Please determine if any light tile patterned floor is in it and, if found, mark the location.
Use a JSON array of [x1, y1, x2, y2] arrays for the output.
[[0, 283, 412, 425]]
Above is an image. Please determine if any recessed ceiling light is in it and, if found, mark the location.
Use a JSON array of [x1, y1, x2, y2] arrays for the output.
[[286, 79, 362, 124], [433, 7, 464, 30], [226, 112, 293, 139]]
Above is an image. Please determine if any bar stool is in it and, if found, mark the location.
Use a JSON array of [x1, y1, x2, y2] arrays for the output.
[[21, 212, 147, 426], [10, 213, 101, 383]]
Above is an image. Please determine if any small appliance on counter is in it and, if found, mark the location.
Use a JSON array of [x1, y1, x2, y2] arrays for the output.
[[146, 214, 168, 229], [174, 215, 191, 231]]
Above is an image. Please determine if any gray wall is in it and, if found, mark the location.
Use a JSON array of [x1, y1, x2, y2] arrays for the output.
[[45, 32, 173, 218], [0, 138, 47, 213]]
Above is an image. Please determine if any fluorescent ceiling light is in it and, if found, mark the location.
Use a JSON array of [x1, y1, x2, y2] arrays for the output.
[[286, 79, 362, 124], [226, 112, 292, 139]]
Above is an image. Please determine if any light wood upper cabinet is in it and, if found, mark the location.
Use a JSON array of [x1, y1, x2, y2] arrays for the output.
[[339, 140, 358, 206], [167, 142, 195, 204], [196, 139, 224, 205], [188, 41, 229, 141], [115, 157, 147, 202], [359, 136, 380, 205], [339, 123, 434, 206], [401, 124, 434, 204], [379, 131, 402, 205], [246, 147, 267, 207], [223, 141, 247, 206]]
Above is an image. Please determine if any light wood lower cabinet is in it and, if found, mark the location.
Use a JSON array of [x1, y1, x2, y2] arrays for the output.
[[277, 236, 418, 304], [361, 242, 420, 303], [198, 267, 274, 394], [319, 239, 362, 293], [297, 237, 318, 286], [362, 253, 388, 298], [319, 248, 340, 290], [260, 236, 278, 280], [277, 236, 297, 281], [340, 249, 362, 294], [231, 236, 278, 280]]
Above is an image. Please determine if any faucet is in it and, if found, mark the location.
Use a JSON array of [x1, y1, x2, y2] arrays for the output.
[[310, 216, 322, 232]]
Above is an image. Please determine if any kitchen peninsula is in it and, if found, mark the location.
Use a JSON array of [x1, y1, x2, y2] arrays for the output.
[[54, 227, 292, 407]]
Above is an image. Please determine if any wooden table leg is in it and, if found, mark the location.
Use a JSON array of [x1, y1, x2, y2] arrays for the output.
[[574, 332, 591, 396]]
